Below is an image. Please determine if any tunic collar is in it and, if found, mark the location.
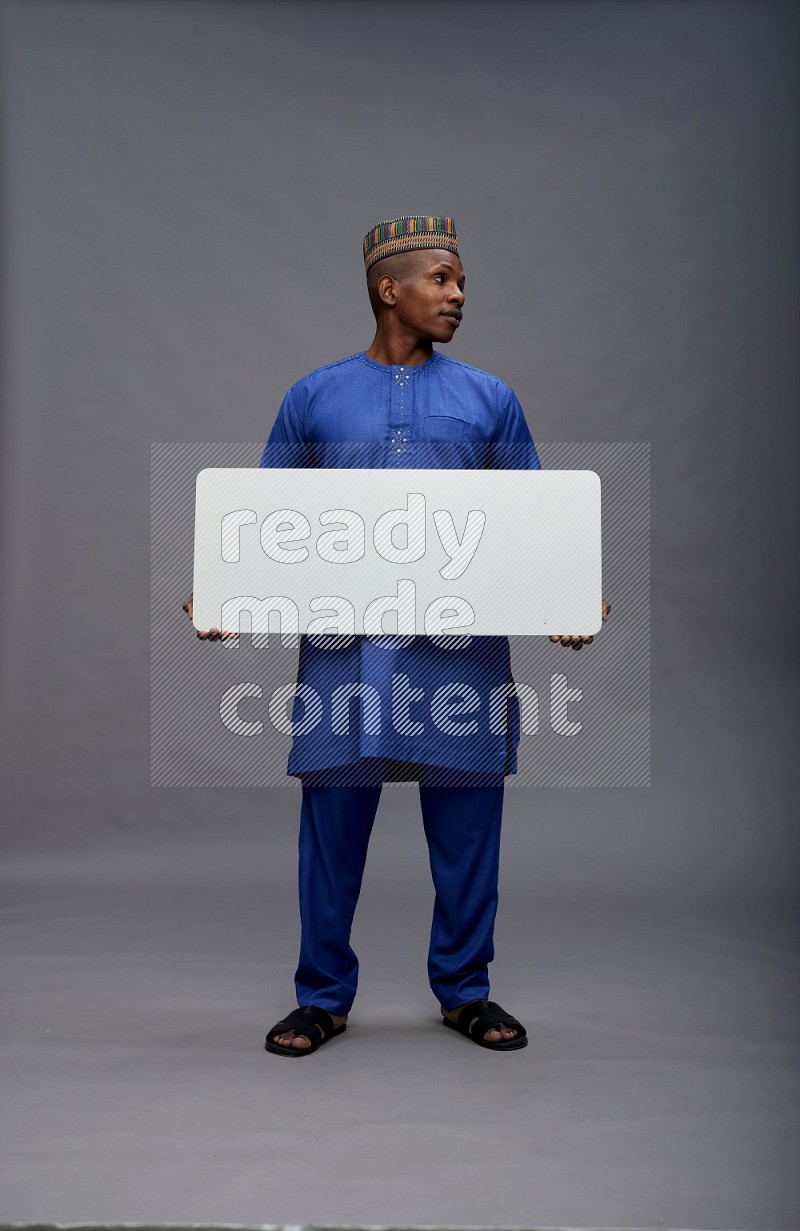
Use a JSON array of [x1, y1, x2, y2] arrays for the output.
[[356, 350, 442, 374]]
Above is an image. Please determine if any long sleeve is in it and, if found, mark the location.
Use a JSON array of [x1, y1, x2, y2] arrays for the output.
[[486, 386, 541, 471], [259, 386, 314, 468]]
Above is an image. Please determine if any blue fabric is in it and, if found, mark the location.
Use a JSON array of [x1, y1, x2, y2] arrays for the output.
[[294, 758, 505, 1013], [259, 350, 541, 780]]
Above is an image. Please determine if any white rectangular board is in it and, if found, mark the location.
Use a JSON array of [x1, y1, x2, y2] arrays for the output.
[[192, 467, 602, 638]]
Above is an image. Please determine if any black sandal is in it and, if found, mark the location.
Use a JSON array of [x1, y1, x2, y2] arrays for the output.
[[442, 999, 527, 1051], [265, 1005, 347, 1057]]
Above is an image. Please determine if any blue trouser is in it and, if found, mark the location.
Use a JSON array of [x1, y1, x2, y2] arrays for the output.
[[293, 758, 505, 1014]]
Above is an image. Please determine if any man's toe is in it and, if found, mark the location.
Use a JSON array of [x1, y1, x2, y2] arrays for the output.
[[274, 1029, 311, 1049], [484, 1024, 517, 1041], [293, 1021, 325, 1048]]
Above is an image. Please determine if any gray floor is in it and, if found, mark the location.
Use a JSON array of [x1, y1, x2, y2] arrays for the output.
[[1, 790, 798, 1230]]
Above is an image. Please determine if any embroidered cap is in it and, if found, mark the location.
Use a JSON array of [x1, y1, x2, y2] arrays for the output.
[[363, 215, 458, 273]]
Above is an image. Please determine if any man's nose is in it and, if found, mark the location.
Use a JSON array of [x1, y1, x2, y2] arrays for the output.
[[450, 286, 465, 305]]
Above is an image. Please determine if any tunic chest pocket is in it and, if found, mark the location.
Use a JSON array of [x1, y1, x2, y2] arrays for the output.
[[422, 414, 472, 441]]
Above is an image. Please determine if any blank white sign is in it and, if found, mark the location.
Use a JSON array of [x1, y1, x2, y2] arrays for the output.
[[192, 467, 602, 638]]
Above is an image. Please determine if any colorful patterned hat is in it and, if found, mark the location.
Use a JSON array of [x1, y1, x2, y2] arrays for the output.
[[363, 215, 458, 272]]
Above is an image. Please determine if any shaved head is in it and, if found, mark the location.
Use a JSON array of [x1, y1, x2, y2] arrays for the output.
[[362, 246, 465, 354], [367, 249, 445, 318]]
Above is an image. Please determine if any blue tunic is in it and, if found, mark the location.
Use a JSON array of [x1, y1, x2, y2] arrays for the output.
[[259, 350, 541, 779]]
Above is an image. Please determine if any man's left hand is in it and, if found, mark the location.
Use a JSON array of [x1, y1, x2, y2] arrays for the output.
[[550, 597, 611, 651]]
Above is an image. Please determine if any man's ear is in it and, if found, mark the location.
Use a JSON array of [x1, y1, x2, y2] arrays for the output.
[[377, 274, 397, 307]]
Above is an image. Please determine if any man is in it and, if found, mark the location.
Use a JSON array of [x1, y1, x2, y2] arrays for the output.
[[184, 216, 609, 1056]]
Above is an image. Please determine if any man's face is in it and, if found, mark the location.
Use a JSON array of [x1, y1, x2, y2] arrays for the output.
[[383, 249, 466, 342]]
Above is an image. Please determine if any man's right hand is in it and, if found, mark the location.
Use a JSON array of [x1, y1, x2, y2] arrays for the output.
[[182, 593, 238, 641]]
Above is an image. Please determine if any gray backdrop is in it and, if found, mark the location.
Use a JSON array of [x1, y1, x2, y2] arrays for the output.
[[1, 0, 796, 896], [1, 1, 798, 1227]]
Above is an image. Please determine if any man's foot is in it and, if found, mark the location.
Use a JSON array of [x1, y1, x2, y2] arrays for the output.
[[271, 1006, 348, 1050], [441, 998, 519, 1043]]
